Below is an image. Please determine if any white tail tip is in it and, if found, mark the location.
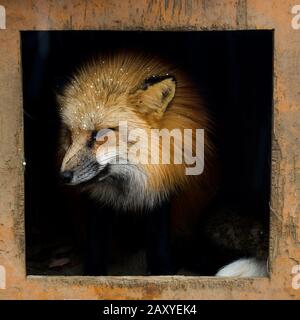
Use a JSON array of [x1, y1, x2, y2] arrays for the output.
[[215, 258, 267, 277]]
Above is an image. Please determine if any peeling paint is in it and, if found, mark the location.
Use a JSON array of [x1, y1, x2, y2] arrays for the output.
[[236, 0, 247, 27]]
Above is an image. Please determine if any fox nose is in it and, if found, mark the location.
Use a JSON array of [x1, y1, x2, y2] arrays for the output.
[[60, 170, 73, 183]]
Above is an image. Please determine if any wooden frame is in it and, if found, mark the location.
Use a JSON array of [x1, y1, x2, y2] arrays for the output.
[[0, 0, 299, 299]]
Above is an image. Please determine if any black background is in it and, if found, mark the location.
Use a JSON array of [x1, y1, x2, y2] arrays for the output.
[[21, 31, 273, 275]]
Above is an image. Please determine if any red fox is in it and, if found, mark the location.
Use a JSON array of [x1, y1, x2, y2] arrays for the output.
[[58, 51, 267, 276]]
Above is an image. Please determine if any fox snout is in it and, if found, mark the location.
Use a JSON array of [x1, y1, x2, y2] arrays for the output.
[[60, 140, 102, 185], [60, 170, 74, 183]]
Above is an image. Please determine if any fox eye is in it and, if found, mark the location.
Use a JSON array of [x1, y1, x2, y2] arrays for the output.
[[87, 128, 117, 148], [91, 130, 98, 141], [90, 127, 116, 143]]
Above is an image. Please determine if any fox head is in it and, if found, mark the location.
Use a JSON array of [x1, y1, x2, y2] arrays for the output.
[[58, 53, 213, 210]]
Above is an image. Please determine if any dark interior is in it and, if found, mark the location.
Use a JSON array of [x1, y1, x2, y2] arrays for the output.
[[22, 31, 273, 276]]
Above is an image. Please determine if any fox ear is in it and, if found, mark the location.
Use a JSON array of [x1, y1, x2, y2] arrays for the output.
[[135, 75, 176, 117]]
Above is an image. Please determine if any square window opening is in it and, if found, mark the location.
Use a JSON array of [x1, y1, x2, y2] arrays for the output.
[[21, 30, 273, 277]]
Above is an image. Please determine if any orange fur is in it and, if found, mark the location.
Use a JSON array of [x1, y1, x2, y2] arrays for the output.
[[59, 51, 218, 236]]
